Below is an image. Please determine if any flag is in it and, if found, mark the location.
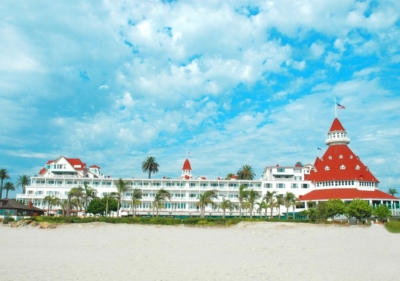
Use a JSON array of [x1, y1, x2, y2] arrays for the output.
[[188, 152, 191, 155], [317, 148, 322, 150], [337, 103, 345, 109]]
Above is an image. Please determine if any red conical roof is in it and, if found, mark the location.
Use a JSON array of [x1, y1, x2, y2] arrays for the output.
[[182, 159, 192, 170], [329, 118, 346, 132]]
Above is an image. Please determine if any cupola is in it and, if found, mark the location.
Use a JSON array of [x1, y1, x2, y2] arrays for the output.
[[325, 118, 350, 146]]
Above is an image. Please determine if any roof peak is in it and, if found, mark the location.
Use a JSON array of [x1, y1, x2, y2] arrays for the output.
[[182, 158, 192, 170], [329, 118, 346, 132]]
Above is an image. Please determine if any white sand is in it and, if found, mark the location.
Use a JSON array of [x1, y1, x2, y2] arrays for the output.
[[0, 222, 398, 281]]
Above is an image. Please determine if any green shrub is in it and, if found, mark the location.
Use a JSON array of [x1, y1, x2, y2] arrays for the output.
[[385, 221, 400, 233]]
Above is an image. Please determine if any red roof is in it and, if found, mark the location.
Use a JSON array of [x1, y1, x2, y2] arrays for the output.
[[66, 158, 86, 170], [90, 165, 100, 169], [182, 159, 192, 170], [299, 188, 397, 201], [46, 160, 54, 164], [329, 118, 346, 132], [39, 168, 47, 175], [305, 145, 379, 182]]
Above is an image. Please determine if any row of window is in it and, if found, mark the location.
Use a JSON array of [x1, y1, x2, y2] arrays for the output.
[[315, 181, 355, 187], [264, 183, 309, 189]]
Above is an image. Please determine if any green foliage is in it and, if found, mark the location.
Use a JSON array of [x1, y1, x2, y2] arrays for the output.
[[385, 221, 400, 233], [87, 198, 118, 215], [373, 205, 391, 221], [325, 199, 346, 220], [237, 165, 255, 180], [346, 199, 372, 220], [142, 156, 159, 179]]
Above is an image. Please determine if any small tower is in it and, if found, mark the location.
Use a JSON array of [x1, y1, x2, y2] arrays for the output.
[[325, 118, 350, 146], [181, 159, 192, 179]]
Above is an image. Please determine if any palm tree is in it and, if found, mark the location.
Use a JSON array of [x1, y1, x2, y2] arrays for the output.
[[196, 190, 217, 218], [44, 195, 53, 215], [388, 188, 398, 197], [142, 156, 160, 179], [265, 190, 277, 218], [131, 188, 143, 217], [246, 189, 261, 218], [16, 175, 30, 194], [44, 195, 60, 215], [219, 198, 234, 219], [291, 197, 301, 219], [116, 178, 128, 217], [256, 201, 268, 218], [237, 165, 255, 180], [58, 200, 68, 216], [83, 183, 98, 216], [152, 188, 171, 217], [3, 182, 15, 199], [0, 169, 11, 199], [225, 173, 234, 180], [67, 187, 84, 216], [275, 194, 284, 219], [238, 184, 249, 217], [283, 192, 296, 220], [103, 192, 117, 216]]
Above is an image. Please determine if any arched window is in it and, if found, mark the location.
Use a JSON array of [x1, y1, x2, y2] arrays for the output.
[[340, 165, 346, 170], [325, 166, 330, 171], [355, 165, 360, 170], [328, 156, 332, 160], [339, 155, 343, 159]]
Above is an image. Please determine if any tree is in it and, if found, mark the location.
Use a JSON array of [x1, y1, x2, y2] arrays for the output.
[[283, 192, 296, 220], [116, 178, 128, 217], [16, 175, 30, 194], [256, 200, 268, 218], [44, 195, 60, 215], [103, 192, 117, 216], [275, 194, 284, 219], [346, 199, 373, 221], [196, 190, 217, 218], [219, 198, 234, 219], [142, 156, 159, 179], [238, 184, 249, 218], [388, 188, 398, 197], [246, 189, 260, 218], [373, 205, 391, 222], [225, 173, 234, 180], [0, 169, 11, 200], [67, 187, 84, 216], [3, 182, 15, 199], [87, 196, 118, 216], [325, 199, 346, 221], [265, 191, 277, 218], [237, 165, 255, 180], [83, 183, 98, 216], [291, 197, 302, 219], [58, 200, 68, 216], [131, 188, 143, 217], [152, 188, 171, 217]]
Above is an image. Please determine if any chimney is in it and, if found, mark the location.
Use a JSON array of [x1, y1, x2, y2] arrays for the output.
[[276, 164, 279, 167], [28, 201, 33, 209]]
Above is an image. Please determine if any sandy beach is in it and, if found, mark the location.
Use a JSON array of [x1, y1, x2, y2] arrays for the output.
[[0, 222, 398, 281]]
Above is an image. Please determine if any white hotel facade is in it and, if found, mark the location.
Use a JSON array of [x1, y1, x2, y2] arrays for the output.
[[16, 118, 399, 216]]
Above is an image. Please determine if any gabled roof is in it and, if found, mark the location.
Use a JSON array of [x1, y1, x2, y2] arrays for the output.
[[299, 188, 397, 201], [66, 158, 86, 170], [329, 118, 346, 132], [182, 159, 192, 170], [0, 199, 44, 212], [39, 168, 47, 175], [305, 145, 379, 182], [90, 165, 100, 169]]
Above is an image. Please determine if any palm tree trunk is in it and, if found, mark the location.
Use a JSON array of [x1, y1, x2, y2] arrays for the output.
[[286, 207, 289, 220], [67, 196, 71, 217], [148, 170, 151, 179], [292, 206, 295, 220], [106, 199, 109, 216], [132, 201, 135, 217], [223, 209, 225, 219], [0, 179, 4, 200], [5, 189, 9, 199]]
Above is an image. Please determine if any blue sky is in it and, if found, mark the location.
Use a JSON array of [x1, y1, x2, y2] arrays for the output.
[[1, 0, 400, 197]]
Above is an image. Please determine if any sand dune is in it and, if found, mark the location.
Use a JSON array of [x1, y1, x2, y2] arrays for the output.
[[0, 222, 397, 281]]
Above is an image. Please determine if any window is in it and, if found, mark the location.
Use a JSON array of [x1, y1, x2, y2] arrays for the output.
[[339, 155, 343, 159], [277, 168, 285, 172], [190, 194, 197, 198], [294, 169, 301, 173], [355, 165, 360, 170], [325, 166, 330, 171], [264, 183, 272, 188], [277, 183, 285, 188], [328, 156, 332, 160], [291, 183, 298, 188], [190, 183, 196, 187], [302, 184, 309, 189], [340, 165, 346, 170], [211, 183, 218, 187]]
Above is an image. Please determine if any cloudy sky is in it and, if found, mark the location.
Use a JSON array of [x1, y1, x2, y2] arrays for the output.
[[1, 0, 400, 197]]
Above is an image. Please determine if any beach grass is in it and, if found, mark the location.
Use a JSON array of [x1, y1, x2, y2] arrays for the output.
[[385, 221, 400, 233]]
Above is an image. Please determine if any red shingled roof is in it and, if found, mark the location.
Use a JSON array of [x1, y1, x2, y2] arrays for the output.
[[66, 158, 86, 170], [299, 188, 397, 201], [305, 145, 379, 182], [329, 118, 346, 132], [39, 168, 47, 175], [182, 159, 192, 170], [90, 165, 100, 169]]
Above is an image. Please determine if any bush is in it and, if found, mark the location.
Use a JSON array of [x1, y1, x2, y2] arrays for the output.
[[385, 221, 400, 233]]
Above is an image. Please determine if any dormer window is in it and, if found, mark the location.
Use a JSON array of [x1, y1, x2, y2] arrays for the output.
[[350, 155, 353, 159], [325, 166, 330, 171], [355, 165, 360, 170], [340, 165, 346, 170], [339, 155, 343, 159], [328, 156, 332, 160]]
